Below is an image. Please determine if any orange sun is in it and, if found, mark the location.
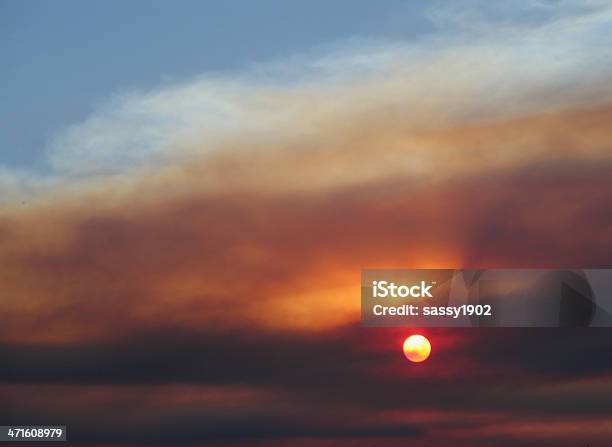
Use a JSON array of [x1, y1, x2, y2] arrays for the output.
[[403, 334, 431, 363]]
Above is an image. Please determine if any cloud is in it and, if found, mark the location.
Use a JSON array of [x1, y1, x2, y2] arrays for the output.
[[2, 1, 612, 445], [0, 0, 609, 207], [2, 0, 599, 186], [0, 155, 611, 346], [426, 0, 612, 33], [2, 326, 612, 445]]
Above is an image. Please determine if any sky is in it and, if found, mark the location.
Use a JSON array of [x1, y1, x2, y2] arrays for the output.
[[2, 1, 612, 446], [0, 0, 430, 169]]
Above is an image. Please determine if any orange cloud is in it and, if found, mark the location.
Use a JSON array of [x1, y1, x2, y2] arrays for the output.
[[1, 101, 612, 343]]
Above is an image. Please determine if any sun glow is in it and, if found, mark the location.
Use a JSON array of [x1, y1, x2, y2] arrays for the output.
[[403, 334, 431, 363]]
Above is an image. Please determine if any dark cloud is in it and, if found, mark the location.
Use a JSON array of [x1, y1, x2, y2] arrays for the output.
[[2, 325, 612, 404], [2, 325, 612, 444]]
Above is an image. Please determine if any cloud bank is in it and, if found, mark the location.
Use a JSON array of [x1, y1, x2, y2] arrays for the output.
[[1, 0, 611, 200], [2, 1, 612, 445]]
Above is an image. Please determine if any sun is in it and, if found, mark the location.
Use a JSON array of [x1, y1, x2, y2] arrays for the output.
[[403, 334, 431, 363]]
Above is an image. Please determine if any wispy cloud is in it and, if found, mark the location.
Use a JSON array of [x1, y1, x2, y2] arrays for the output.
[[0, 0, 606, 203]]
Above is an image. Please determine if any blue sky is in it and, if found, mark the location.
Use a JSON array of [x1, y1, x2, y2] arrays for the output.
[[1, 0, 432, 170]]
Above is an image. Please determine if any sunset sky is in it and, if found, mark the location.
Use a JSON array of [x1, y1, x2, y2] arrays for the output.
[[2, 1, 612, 445]]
